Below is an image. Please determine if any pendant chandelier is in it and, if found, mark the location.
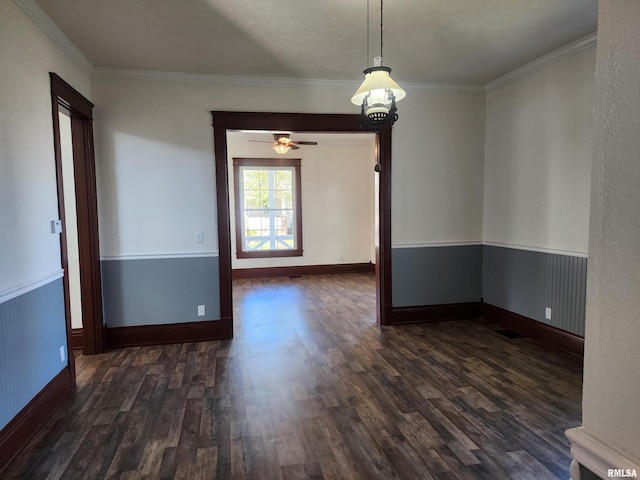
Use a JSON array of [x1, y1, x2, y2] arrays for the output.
[[351, 0, 406, 131]]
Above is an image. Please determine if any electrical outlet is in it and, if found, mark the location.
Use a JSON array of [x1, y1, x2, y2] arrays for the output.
[[195, 232, 204, 243], [198, 305, 205, 316], [59, 346, 66, 363], [545, 307, 552, 320]]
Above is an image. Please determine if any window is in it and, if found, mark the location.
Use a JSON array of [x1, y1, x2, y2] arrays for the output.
[[233, 158, 303, 258]]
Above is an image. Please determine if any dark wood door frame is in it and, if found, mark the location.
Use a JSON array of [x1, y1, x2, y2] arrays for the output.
[[211, 111, 393, 332], [50, 73, 106, 357]]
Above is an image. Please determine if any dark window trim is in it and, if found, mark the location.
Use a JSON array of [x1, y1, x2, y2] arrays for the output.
[[233, 157, 303, 259]]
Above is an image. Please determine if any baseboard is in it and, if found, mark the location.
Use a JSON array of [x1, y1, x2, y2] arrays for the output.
[[566, 427, 640, 480], [71, 328, 83, 350], [106, 318, 232, 348], [0, 368, 73, 474], [232, 262, 375, 280], [482, 303, 584, 357], [389, 302, 482, 325]]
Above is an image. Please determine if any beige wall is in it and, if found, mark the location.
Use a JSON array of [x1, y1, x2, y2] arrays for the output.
[[91, 76, 486, 260], [393, 92, 486, 246], [484, 46, 595, 255], [0, 0, 91, 297]]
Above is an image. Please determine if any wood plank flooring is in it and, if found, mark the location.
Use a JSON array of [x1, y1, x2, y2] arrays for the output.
[[3, 273, 583, 479]]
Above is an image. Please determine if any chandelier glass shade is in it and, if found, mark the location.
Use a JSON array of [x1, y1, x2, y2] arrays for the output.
[[352, 1, 406, 131]]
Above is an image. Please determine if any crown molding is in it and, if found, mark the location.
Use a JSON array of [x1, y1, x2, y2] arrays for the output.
[[93, 67, 485, 93], [92, 67, 357, 90], [403, 82, 485, 94], [13, 0, 94, 76], [485, 32, 597, 93]]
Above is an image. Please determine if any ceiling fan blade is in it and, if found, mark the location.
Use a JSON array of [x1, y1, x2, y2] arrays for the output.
[[294, 141, 318, 145], [249, 140, 273, 143], [290, 145, 300, 150]]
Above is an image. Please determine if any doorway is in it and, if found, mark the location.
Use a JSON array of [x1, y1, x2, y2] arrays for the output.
[[50, 73, 105, 358], [58, 110, 83, 341], [212, 112, 393, 336]]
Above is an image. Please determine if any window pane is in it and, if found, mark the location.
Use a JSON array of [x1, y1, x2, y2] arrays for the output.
[[243, 189, 261, 209], [275, 170, 292, 189]]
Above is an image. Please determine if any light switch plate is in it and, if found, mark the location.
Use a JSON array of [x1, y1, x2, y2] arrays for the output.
[[51, 220, 62, 234]]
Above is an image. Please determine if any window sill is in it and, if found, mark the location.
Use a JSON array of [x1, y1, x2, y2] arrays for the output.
[[236, 249, 303, 259]]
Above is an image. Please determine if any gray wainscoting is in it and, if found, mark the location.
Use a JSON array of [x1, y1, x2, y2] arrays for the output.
[[392, 245, 483, 307], [101, 256, 220, 328], [483, 245, 587, 336], [0, 278, 67, 430]]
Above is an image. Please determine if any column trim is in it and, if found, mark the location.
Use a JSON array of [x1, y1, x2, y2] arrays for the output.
[[566, 427, 640, 480]]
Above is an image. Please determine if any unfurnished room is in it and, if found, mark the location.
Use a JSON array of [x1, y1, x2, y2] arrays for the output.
[[1, 1, 639, 479]]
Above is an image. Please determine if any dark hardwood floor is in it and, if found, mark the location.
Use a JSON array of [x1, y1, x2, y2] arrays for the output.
[[3, 273, 583, 479]]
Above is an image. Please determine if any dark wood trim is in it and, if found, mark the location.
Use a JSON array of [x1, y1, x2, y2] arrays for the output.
[[237, 250, 303, 259], [211, 111, 365, 132], [212, 111, 392, 327], [71, 329, 83, 350], [389, 302, 482, 325], [213, 122, 234, 339], [50, 73, 105, 356], [50, 73, 93, 118], [106, 319, 233, 348], [377, 127, 393, 325], [482, 303, 584, 357], [233, 157, 303, 259], [0, 368, 73, 474], [232, 262, 375, 280]]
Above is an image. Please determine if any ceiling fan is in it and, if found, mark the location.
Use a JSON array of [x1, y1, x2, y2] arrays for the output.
[[251, 133, 318, 154]]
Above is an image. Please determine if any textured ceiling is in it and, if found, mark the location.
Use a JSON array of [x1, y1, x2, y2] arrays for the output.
[[35, 0, 598, 85]]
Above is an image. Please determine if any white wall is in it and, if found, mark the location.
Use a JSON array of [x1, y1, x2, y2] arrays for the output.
[[568, 2, 640, 476], [91, 78, 217, 258], [91, 76, 486, 259], [0, 0, 91, 297], [227, 132, 376, 269], [483, 46, 596, 255], [392, 92, 486, 246]]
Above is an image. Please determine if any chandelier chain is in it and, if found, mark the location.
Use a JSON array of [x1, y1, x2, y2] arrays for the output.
[[380, 0, 383, 62], [366, 0, 370, 67]]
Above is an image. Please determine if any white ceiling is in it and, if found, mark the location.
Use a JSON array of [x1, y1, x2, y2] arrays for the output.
[[34, 0, 598, 85]]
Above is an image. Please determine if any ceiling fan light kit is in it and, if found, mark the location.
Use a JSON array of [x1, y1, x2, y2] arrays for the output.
[[273, 143, 291, 154], [249, 133, 318, 154], [352, 0, 406, 131]]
